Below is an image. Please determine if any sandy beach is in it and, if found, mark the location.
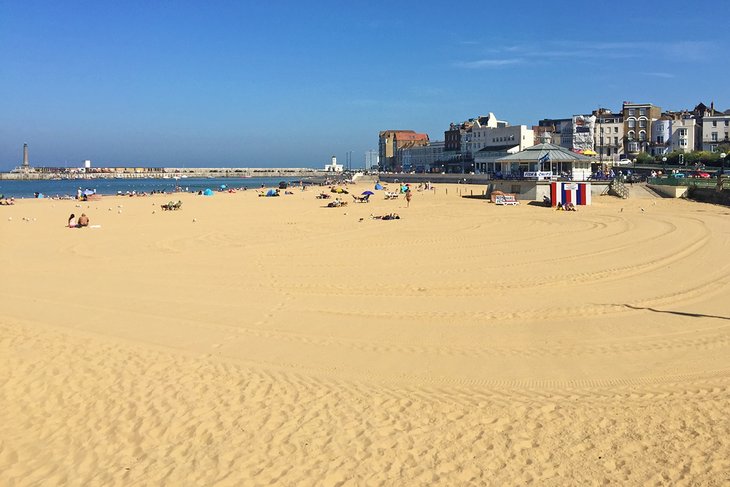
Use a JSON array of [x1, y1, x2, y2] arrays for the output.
[[1, 183, 729, 486]]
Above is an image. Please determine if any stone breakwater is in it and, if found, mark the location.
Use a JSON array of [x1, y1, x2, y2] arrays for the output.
[[0, 168, 326, 180]]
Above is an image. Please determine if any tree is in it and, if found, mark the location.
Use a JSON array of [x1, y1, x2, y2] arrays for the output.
[[636, 152, 653, 165]]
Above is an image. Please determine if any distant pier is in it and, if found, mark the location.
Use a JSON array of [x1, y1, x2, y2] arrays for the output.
[[0, 167, 329, 180]]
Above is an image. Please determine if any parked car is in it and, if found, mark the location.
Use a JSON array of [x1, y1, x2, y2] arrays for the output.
[[615, 159, 631, 166], [688, 171, 711, 178], [669, 172, 685, 178]]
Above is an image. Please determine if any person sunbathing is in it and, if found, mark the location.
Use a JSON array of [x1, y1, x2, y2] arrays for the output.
[[372, 213, 400, 220], [327, 198, 347, 208], [77, 213, 90, 227]]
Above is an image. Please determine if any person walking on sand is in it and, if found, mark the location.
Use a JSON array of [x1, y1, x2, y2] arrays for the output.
[[405, 189, 412, 208]]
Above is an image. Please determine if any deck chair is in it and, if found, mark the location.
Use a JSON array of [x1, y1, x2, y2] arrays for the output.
[[352, 194, 370, 203]]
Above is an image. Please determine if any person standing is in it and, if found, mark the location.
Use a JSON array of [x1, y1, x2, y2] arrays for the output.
[[405, 189, 412, 208]]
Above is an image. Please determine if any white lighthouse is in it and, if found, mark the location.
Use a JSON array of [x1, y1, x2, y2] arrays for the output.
[[324, 155, 343, 172]]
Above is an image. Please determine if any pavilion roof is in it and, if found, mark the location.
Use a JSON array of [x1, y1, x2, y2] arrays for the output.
[[496, 143, 594, 163]]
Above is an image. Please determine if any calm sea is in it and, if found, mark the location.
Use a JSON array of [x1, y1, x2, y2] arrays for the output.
[[0, 177, 312, 199]]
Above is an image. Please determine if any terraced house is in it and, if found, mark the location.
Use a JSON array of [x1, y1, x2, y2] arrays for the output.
[[622, 101, 662, 156]]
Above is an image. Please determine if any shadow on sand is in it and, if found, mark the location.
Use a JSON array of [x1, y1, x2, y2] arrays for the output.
[[621, 304, 730, 321]]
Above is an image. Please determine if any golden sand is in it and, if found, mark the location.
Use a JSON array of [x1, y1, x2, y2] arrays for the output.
[[1, 183, 729, 485]]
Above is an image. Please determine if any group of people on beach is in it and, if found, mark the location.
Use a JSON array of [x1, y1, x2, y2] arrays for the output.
[[556, 202, 577, 211], [67, 213, 90, 228]]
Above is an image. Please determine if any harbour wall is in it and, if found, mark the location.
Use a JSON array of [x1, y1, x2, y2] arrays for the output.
[[0, 168, 328, 180]]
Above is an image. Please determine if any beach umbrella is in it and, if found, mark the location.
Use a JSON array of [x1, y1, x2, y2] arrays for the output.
[[266, 189, 278, 197], [220, 184, 227, 189], [374, 183, 384, 190], [203, 188, 214, 196], [82, 189, 95, 196], [361, 190, 374, 196]]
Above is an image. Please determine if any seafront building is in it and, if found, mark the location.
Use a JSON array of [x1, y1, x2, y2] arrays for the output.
[[383, 99, 729, 175], [399, 141, 451, 173], [622, 101, 662, 156], [649, 111, 701, 156], [378, 130, 429, 172], [593, 108, 625, 161], [497, 133, 594, 181], [536, 118, 574, 150], [701, 114, 730, 152]]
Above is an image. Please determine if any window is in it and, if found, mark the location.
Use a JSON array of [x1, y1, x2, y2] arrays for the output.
[[680, 139, 687, 147], [600, 127, 604, 134], [628, 119, 636, 128], [628, 130, 635, 141], [713, 121, 717, 127], [712, 132, 718, 141], [639, 131, 646, 141], [639, 119, 646, 128], [657, 136, 664, 144], [614, 137, 618, 145], [628, 109, 635, 116], [639, 108, 646, 116], [614, 127, 618, 133]]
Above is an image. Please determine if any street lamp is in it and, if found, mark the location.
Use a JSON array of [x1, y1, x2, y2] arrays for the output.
[[662, 157, 667, 177], [718, 152, 727, 191]]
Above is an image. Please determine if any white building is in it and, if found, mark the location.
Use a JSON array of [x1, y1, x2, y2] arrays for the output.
[[702, 114, 730, 152], [593, 111, 624, 161], [571, 114, 595, 152], [465, 124, 534, 156], [651, 119, 672, 156], [324, 156, 343, 172], [648, 112, 701, 155], [671, 116, 699, 153]]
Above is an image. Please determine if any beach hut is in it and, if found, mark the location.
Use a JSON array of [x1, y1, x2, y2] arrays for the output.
[[550, 182, 592, 206]]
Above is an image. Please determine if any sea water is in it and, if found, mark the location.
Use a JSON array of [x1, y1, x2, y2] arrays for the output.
[[0, 177, 312, 199]]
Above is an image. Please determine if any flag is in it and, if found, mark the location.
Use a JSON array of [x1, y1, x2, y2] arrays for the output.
[[538, 153, 550, 164]]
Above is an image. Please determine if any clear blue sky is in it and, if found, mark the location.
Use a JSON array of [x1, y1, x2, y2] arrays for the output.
[[1, 0, 728, 169]]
